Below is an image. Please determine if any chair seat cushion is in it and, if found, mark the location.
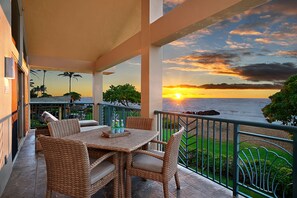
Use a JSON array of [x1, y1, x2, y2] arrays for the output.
[[90, 159, 115, 184], [132, 150, 164, 173], [79, 120, 99, 127]]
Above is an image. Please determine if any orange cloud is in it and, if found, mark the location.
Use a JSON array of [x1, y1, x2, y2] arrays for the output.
[[196, 29, 212, 35], [164, 51, 297, 82], [163, 83, 282, 90], [164, 56, 238, 76], [270, 32, 297, 40], [245, 0, 297, 16], [162, 86, 279, 98], [194, 49, 211, 53], [275, 50, 297, 57], [254, 38, 289, 46], [230, 29, 262, 36], [164, 0, 185, 5], [254, 38, 271, 44], [164, 51, 244, 77], [252, 23, 297, 46], [169, 40, 194, 48]]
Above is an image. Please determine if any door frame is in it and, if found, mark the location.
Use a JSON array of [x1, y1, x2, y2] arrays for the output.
[[17, 69, 24, 143]]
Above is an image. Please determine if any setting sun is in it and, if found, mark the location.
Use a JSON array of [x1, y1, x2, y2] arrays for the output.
[[174, 93, 183, 100]]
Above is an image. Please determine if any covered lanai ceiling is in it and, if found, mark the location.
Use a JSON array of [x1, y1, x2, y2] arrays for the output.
[[23, 0, 268, 74], [23, 0, 140, 73]]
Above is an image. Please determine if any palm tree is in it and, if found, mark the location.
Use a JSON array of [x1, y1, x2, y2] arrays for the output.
[[31, 86, 42, 97], [40, 85, 47, 94], [41, 70, 47, 94], [30, 69, 47, 94], [30, 69, 39, 77], [30, 79, 35, 87], [58, 72, 82, 93]]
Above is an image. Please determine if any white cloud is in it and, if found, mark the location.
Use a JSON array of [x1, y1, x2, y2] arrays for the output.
[[226, 40, 252, 49], [169, 40, 194, 48]]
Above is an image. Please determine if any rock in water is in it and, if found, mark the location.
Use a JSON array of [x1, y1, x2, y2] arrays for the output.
[[183, 110, 220, 115], [196, 110, 220, 115]]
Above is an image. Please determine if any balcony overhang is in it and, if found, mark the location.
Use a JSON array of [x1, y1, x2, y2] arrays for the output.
[[23, 0, 268, 73], [23, 0, 141, 73]]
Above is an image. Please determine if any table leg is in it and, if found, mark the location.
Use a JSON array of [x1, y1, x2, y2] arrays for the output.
[[119, 152, 125, 198]]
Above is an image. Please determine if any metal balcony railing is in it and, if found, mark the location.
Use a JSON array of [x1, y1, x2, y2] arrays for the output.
[[154, 110, 297, 198], [98, 103, 141, 126]]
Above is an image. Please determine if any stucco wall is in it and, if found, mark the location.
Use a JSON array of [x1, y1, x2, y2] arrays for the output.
[[0, 0, 28, 195], [0, 1, 14, 195]]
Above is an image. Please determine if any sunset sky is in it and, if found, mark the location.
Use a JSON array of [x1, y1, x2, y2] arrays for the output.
[[31, 0, 297, 99]]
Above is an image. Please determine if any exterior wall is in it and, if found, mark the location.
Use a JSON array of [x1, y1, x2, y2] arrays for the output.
[[0, 0, 29, 196]]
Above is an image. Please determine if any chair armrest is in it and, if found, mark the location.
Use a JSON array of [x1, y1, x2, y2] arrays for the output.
[[90, 151, 117, 170], [150, 139, 167, 145], [133, 150, 164, 160]]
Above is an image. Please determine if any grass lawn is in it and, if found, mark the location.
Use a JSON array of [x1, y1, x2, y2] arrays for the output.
[[160, 128, 293, 197], [161, 128, 292, 164]]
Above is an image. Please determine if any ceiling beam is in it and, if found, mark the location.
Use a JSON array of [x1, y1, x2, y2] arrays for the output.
[[94, 32, 141, 71], [151, 0, 268, 46], [95, 0, 268, 71]]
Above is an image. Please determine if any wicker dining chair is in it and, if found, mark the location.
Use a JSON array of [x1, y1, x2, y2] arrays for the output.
[[126, 127, 185, 198], [125, 117, 153, 130], [126, 117, 153, 150], [39, 136, 118, 198], [47, 118, 107, 159], [47, 118, 81, 137]]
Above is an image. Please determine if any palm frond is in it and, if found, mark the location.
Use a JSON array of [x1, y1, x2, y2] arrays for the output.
[[73, 74, 82, 78], [30, 70, 40, 78], [73, 74, 82, 81]]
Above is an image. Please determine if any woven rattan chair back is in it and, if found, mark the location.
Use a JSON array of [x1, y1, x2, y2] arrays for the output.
[[48, 119, 80, 138], [39, 136, 91, 197], [163, 127, 184, 179], [126, 127, 184, 198], [39, 136, 118, 198], [126, 117, 153, 130]]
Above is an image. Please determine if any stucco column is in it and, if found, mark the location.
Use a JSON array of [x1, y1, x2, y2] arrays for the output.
[[92, 72, 103, 121], [141, 0, 163, 121]]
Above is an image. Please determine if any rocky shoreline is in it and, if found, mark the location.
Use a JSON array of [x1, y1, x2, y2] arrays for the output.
[[183, 110, 220, 116]]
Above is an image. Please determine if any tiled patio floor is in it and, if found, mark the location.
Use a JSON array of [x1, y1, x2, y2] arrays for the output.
[[2, 130, 233, 198]]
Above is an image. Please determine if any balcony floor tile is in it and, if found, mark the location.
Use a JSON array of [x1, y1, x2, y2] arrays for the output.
[[2, 130, 234, 198]]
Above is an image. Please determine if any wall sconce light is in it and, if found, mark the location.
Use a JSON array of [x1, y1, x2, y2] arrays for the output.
[[4, 57, 15, 79]]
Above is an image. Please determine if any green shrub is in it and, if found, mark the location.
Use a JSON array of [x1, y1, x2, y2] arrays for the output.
[[162, 117, 179, 129], [186, 150, 292, 197], [31, 119, 46, 128]]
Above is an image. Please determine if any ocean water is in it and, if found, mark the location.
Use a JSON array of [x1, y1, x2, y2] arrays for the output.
[[163, 98, 270, 123], [79, 97, 270, 123]]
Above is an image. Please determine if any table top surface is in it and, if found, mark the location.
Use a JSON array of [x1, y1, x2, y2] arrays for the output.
[[64, 126, 159, 153]]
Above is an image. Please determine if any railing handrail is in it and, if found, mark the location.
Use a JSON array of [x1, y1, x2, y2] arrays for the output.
[[98, 102, 141, 111], [30, 102, 94, 105], [154, 110, 297, 133]]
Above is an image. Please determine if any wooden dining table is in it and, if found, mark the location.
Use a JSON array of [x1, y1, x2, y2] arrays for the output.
[[63, 126, 159, 198]]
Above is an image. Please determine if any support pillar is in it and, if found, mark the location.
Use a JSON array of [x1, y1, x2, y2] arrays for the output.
[[92, 72, 103, 121], [141, 0, 163, 123]]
